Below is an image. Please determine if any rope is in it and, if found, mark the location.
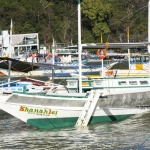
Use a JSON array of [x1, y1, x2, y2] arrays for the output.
[[137, 134, 150, 149], [105, 42, 109, 50], [52, 10, 77, 36]]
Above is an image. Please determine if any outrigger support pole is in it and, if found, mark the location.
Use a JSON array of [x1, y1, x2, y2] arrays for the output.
[[148, 0, 150, 76], [52, 38, 55, 83], [78, 0, 82, 93]]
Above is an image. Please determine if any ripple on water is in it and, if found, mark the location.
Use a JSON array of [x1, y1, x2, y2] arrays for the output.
[[0, 111, 150, 149]]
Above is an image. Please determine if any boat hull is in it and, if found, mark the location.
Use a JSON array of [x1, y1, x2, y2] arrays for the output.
[[0, 92, 149, 129], [0, 67, 101, 77]]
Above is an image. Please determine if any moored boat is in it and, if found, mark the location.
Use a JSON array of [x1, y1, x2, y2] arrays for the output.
[[0, 0, 150, 130], [0, 90, 149, 129]]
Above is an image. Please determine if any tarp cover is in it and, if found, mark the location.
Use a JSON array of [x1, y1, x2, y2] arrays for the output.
[[0, 57, 40, 73], [0, 57, 73, 73]]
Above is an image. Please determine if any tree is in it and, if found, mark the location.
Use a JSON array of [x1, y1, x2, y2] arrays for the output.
[[81, 0, 112, 38], [0, 0, 148, 44], [109, 0, 148, 42]]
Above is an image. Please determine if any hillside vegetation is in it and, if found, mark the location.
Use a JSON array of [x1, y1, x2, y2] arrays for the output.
[[0, 0, 148, 45]]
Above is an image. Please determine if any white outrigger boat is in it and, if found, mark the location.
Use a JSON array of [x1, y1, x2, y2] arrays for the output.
[[105, 53, 149, 77], [0, 0, 150, 130], [0, 54, 117, 78], [1, 88, 149, 129], [0, 62, 108, 77]]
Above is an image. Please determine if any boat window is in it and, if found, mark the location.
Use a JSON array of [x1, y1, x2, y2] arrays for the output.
[[140, 81, 148, 85], [68, 81, 77, 86], [130, 56, 148, 64], [118, 81, 127, 85], [95, 81, 102, 85], [129, 81, 137, 85]]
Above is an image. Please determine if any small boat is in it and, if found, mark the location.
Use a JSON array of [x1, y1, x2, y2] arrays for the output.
[[107, 53, 149, 77], [0, 77, 50, 94], [0, 56, 117, 77]]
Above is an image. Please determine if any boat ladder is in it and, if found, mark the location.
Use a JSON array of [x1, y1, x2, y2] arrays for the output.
[[75, 90, 101, 127]]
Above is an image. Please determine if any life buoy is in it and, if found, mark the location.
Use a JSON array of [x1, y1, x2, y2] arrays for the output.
[[97, 49, 107, 59], [105, 70, 114, 76]]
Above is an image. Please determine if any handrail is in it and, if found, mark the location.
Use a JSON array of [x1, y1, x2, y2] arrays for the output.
[[0, 80, 20, 87]]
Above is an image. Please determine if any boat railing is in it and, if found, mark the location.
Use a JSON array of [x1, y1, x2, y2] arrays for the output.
[[0, 80, 20, 87]]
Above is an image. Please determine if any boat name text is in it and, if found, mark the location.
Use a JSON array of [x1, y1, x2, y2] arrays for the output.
[[19, 106, 58, 116]]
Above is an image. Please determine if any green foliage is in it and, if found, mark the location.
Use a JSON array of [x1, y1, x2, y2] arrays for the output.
[[0, 0, 148, 44], [81, 0, 112, 37]]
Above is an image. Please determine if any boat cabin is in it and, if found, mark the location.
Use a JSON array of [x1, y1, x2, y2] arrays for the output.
[[130, 53, 148, 70], [66, 77, 150, 93]]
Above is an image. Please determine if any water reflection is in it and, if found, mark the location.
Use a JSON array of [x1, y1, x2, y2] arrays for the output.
[[0, 111, 150, 149]]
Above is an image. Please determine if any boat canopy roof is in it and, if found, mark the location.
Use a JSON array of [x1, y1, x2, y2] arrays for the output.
[[0, 57, 40, 73], [0, 57, 77, 72], [67, 42, 149, 50]]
